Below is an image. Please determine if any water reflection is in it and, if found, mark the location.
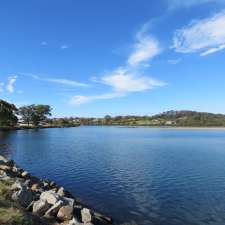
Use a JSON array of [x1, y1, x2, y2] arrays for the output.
[[0, 131, 14, 157]]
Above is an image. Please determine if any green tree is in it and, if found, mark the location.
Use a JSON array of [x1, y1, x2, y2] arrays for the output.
[[18, 105, 34, 126], [0, 99, 18, 127], [18, 104, 52, 126], [31, 105, 52, 126], [104, 115, 111, 120]]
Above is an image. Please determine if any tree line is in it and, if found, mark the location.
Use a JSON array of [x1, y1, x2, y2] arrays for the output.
[[1, 99, 225, 128], [0, 99, 52, 128], [19, 105, 51, 126]]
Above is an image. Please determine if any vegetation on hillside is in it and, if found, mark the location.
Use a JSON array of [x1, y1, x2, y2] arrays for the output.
[[1, 99, 225, 128], [50, 110, 225, 127], [151, 110, 225, 127]]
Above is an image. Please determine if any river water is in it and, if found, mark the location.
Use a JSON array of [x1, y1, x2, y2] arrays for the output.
[[1, 126, 225, 225]]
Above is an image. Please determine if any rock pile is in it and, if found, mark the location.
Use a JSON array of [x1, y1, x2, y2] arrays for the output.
[[0, 155, 112, 225]]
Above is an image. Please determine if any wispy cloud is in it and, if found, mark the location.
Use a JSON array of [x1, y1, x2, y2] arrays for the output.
[[70, 68, 165, 105], [21, 73, 88, 87], [168, 58, 181, 64], [60, 45, 69, 50], [166, 0, 225, 9], [70, 25, 165, 106], [172, 10, 225, 56], [6, 76, 17, 93], [40, 42, 71, 49], [69, 92, 124, 105], [128, 29, 161, 67], [200, 44, 225, 56], [45, 78, 88, 87], [101, 68, 165, 93]]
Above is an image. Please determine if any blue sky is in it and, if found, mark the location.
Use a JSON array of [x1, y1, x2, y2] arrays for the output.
[[1, 0, 225, 117]]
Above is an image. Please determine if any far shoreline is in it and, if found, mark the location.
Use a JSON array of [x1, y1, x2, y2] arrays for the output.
[[2, 125, 225, 132], [118, 125, 225, 130]]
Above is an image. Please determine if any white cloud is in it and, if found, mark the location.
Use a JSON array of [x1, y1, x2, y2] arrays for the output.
[[45, 78, 88, 87], [128, 34, 161, 67], [70, 68, 166, 105], [173, 11, 225, 56], [70, 23, 165, 106], [21, 73, 88, 87], [6, 76, 17, 93], [101, 68, 165, 93], [69, 92, 124, 106], [60, 45, 69, 50], [167, 0, 225, 9], [200, 44, 225, 56]]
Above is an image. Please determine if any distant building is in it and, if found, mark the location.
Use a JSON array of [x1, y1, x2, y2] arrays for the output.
[[165, 121, 173, 125]]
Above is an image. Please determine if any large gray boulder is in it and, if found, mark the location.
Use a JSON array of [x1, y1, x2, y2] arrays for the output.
[[81, 208, 92, 223], [0, 164, 11, 171], [40, 190, 61, 205], [45, 200, 64, 217], [33, 199, 51, 216], [12, 186, 33, 207], [63, 197, 75, 207], [57, 205, 74, 221]]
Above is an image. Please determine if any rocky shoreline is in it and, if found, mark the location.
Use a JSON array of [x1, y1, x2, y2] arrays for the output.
[[0, 155, 113, 225]]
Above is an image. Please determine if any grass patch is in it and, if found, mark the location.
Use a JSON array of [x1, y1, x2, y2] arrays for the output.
[[0, 206, 24, 225], [0, 180, 40, 225], [0, 179, 14, 199]]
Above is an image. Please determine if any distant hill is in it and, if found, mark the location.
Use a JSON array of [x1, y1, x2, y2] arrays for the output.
[[151, 110, 225, 127], [70, 110, 225, 127], [48, 110, 225, 127]]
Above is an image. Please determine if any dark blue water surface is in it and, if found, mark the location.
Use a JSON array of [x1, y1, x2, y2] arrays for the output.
[[1, 126, 225, 225]]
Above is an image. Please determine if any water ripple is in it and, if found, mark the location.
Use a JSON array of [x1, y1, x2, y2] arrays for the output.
[[1, 127, 225, 225]]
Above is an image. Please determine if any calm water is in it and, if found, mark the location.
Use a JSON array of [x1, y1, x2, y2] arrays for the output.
[[1, 126, 225, 225]]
